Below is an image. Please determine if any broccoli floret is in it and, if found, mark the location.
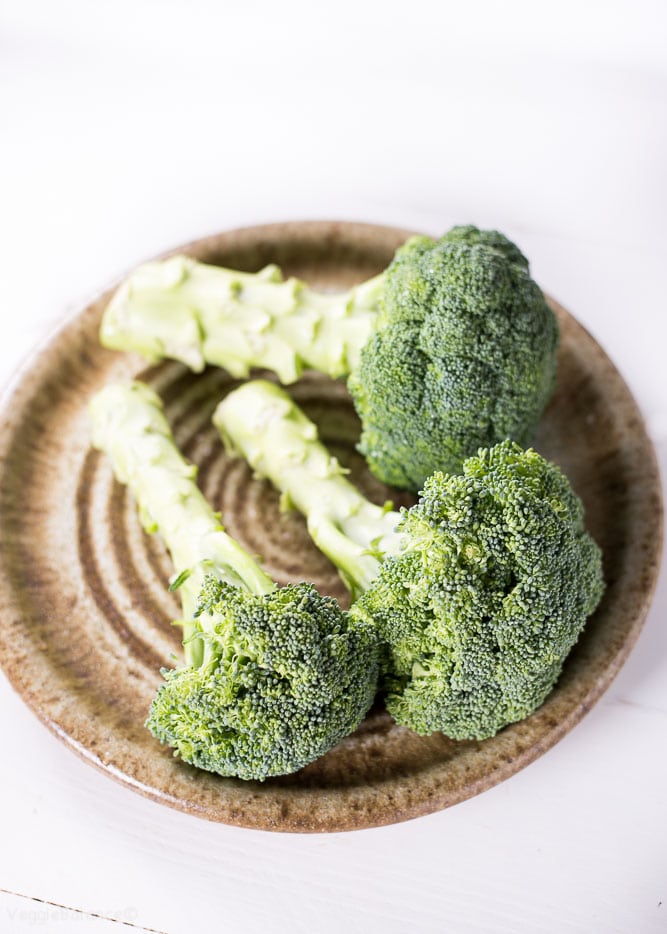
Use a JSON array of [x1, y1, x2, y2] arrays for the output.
[[89, 381, 378, 781], [100, 225, 558, 491], [356, 443, 604, 738], [348, 228, 558, 489], [216, 381, 604, 740], [148, 578, 376, 780]]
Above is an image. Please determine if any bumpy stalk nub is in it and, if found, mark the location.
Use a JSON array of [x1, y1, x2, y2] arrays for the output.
[[214, 380, 402, 599], [89, 381, 274, 665]]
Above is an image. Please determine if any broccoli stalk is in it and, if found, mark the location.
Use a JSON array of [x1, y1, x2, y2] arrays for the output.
[[89, 381, 378, 780], [101, 226, 559, 492], [216, 380, 605, 741], [215, 379, 402, 599], [89, 380, 274, 668], [101, 255, 383, 383]]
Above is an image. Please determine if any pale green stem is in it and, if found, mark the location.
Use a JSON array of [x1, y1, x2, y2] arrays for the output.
[[100, 255, 383, 383], [89, 381, 274, 666], [213, 380, 403, 599]]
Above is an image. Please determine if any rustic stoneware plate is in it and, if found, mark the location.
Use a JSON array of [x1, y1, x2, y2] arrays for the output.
[[0, 221, 662, 832]]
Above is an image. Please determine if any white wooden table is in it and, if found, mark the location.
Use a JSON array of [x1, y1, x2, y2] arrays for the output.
[[1, 2, 665, 932]]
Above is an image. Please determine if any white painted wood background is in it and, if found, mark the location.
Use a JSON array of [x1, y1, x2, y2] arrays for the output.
[[1, 2, 666, 932]]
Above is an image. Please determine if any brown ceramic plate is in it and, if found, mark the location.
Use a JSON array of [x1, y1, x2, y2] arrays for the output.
[[0, 222, 662, 832]]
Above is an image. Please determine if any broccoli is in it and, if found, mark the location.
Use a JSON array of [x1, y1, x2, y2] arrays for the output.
[[215, 380, 604, 740], [100, 225, 558, 491], [88, 381, 378, 780]]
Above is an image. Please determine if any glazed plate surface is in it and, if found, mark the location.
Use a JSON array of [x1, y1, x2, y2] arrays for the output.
[[0, 221, 662, 831]]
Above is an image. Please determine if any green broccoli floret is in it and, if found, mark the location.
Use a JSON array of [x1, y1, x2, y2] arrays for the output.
[[348, 228, 558, 489], [356, 444, 604, 738], [215, 380, 604, 740], [89, 381, 378, 781], [148, 578, 376, 780], [100, 225, 558, 491]]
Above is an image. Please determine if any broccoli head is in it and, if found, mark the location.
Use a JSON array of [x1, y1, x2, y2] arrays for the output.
[[148, 578, 377, 781], [101, 225, 558, 492], [355, 440, 604, 738], [348, 227, 559, 489]]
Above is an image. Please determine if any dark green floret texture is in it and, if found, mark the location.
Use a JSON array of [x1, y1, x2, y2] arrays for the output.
[[147, 579, 379, 780], [354, 441, 604, 739], [348, 226, 559, 491]]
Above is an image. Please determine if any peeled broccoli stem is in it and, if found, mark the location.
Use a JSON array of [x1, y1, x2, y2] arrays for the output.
[[214, 380, 402, 598], [101, 255, 384, 383], [89, 381, 274, 667]]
